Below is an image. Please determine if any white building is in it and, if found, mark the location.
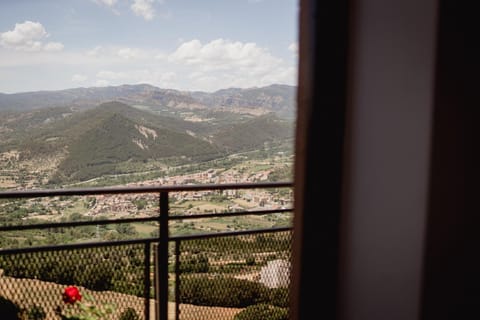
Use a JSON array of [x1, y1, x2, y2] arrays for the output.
[[259, 259, 291, 288]]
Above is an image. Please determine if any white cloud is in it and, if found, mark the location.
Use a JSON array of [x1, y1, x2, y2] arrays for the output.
[[92, 0, 120, 15], [288, 42, 298, 54], [155, 52, 167, 60], [96, 70, 126, 80], [86, 46, 103, 57], [0, 35, 296, 93], [95, 69, 176, 88], [131, 0, 155, 21], [117, 47, 145, 59], [168, 38, 296, 91], [44, 42, 64, 52], [0, 21, 47, 48], [169, 38, 282, 71], [85, 46, 148, 60], [0, 21, 64, 52], [169, 39, 201, 63], [95, 79, 110, 86], [92, 0, 118, 7], [129, 70, 177, 87], [71, 74, 88, 83]]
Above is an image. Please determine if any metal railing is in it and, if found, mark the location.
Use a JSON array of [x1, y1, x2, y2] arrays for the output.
[[0, 182, 293, 320]]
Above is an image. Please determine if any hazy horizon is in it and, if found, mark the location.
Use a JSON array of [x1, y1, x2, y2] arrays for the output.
[[0, 81, 297, 95]]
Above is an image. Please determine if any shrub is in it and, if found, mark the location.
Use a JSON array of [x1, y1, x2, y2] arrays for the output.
[[179, 276, 266, 308], [180, 254, 209, 273], [24, 305, 46, 320], [119, 307, 140, 320], [234, 304, 288, 320], [0, 245, 145, 297], [260, 287, 289, 308], [245, 255, 256, 266], [179, 275, 289, 308]]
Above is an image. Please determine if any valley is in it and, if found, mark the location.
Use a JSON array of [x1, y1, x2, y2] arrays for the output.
[[0, 83, 295, 248]]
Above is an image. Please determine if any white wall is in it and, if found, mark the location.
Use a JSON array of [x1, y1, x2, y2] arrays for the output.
[[338, 1, 438, 319]]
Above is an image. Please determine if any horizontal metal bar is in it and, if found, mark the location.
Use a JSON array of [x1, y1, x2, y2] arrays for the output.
[[0, 181, 293, 199], [170, 226, 292, 241], [0, 237, 158, 255], [169, 207, 293, 220], [0, 216, 160, 232]]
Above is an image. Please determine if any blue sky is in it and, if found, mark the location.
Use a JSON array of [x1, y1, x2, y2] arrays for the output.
[[0, 0, 298, 93]]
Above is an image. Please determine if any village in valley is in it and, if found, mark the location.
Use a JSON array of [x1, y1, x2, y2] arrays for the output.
[[94, 156, 293, 216], [0, 153, 293, 240]]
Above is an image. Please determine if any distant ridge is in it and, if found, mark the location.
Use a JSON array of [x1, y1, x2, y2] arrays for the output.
[[0, 84, 296, 118]]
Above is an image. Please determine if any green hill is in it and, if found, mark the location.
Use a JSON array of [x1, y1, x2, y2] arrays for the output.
[[55, 112, 221, 182], [1, 101, 293, 185], [210, 113, 294, 152], [45, 102, 222, 183]]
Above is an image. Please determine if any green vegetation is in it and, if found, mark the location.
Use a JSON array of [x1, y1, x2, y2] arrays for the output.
[[211, 113, 293, 153], [23, 305, 46, 320], [0, 245, 146, 297], [180, 254, 210, 273], [268, 164, 293, 182], [181, 233, 291, 255], [179, 276, 288, 308], [0, 85, 296, 319], [234, 304, 289, 320], [0, 204, 149, 248], [50, 110, 222, 183], [1, 100, 293, 187], [119, 308, 140, 320]]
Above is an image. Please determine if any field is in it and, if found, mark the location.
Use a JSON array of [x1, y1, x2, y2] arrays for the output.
[[0, 275, 241, 320]]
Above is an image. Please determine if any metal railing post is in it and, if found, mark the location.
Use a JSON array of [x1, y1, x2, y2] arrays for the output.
[[156, 191, 169, 320], [144, 243, 151, 320], [175, 240, 180, 320]]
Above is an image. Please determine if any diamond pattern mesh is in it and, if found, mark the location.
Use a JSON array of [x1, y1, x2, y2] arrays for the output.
[[1, 186, 292, 320], [0, 243, 152, 320], [174, 231, 292, 320]]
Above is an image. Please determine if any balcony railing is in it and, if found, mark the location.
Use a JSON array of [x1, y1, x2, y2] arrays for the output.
[[0, 182, 293, 320]]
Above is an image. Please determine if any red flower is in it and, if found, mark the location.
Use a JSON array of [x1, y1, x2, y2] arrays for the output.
[[63, 286, 82, 304]]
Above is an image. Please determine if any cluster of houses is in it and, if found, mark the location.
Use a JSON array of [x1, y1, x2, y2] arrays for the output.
[[84, 166, 293, 217]]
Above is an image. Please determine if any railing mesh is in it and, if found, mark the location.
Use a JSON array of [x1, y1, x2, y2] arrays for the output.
[[0, 242, 152, 320], [174, 231, 291, 320], [0, 182, 293, 320]]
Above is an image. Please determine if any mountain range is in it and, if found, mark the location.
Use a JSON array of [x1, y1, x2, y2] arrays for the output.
[[0, 83, 296, 119], [0, 84, 295, 186]]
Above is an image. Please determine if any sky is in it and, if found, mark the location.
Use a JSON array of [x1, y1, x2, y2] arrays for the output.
[[0, 0, 298, 94]]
